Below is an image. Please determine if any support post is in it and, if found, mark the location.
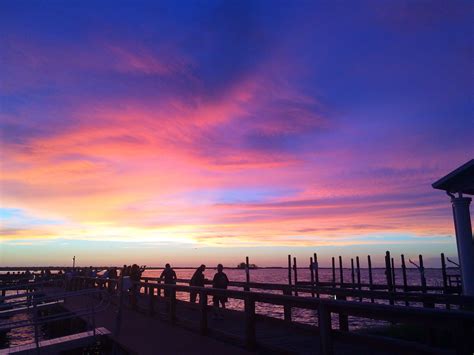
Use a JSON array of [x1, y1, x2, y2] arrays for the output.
[[356, 256, 361, 301], [338, 256, 344, 288], [200, 291, 208, 335], [350, 258, 355, 289], [441, 253, 450, 309], [245, 294, 256, 349], [288, 255, 292, 296], [385, 251, 394, 305], [331, 257, 336, 288], [451, 196, 474, 296], [367, 255, 374, 303], [293, 257, 298, 296], [170, 288, 176, 323], [148, 286, 155, 315], [283, 286, 292, 322], [245, 256, 250, 291], [401, 254, 409, 306], [310, 257, 315, 297], [391, 257, 396, 293], [314, 253, 320, 298], [319, 303, 333, 355]]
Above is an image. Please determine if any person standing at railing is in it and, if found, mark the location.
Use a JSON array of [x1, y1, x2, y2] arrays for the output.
[[190, 264, 206, 303], [212, 264, 229, 319], [160, 263, 177, 297], [107, 267, 118, 293], [129, 264, 144, 308]]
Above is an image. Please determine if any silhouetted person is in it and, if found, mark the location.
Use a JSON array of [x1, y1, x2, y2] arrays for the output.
[[121, 265, 128, 277], [190, 264, 206, 303], [212, 264, 229, 318], [129, 264, 144, 308], [160, 263, 177, 297]]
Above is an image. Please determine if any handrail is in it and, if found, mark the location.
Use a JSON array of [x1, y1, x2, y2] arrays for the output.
[[0, 284, 111, 353], [0, 287, 108, 315], [139, 275, 458, 292], [137, 276, 468, 307]]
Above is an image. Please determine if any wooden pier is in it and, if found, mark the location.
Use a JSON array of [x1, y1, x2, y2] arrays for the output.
[[63, 275, 474, 355]]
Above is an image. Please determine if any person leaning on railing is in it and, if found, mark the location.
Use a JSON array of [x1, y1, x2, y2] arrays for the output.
[[160, 264, 177, 297], [190, 264, 207, 303]]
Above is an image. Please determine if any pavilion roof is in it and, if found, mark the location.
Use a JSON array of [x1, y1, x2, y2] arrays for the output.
[[432, 159, 474, 195]]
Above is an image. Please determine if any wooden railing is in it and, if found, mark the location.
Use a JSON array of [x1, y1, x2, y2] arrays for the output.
[[136, 277, 471, 309], [70, 276, 474, 355]]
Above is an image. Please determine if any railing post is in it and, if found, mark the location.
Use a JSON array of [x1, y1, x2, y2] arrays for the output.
[[283, 286, 292, 322], [338, 256, 344, 288], [114, 277, 124, 337], [169, 288, 176, 323], [245, 293, 256, 350], [245, 256, 250, 292], [200, 290, 208, 335], [310, 257, 315, 297], [351, 258, 355, 289], [149, 286, 155, 315], [331, 257, 336, 288], [385, 251, 394, 305], [400, 254, 408, 303], [367, 255, 374, 303], [318, 303, 333, 355], [338, 298, 348, 331], [288, 255, 292, 296], [293, 257, 298, 296], [314, 252, 320, 298], [33, 299, 40, 350], [441, 253, 450, 309], [454, 320, 471, 355], [356, 256, 362, 301]]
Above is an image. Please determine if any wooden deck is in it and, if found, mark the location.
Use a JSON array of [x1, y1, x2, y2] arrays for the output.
[[50, 284, 465, 355], [55, 289, 250, 355]]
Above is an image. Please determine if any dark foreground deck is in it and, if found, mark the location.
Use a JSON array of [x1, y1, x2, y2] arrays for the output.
[[55, 288, 374, 355]]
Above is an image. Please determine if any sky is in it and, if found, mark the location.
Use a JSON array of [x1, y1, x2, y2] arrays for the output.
[[0, 0, 472, 267]]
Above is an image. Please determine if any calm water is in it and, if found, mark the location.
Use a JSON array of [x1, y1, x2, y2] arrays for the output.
[[0, 290, 44, 348]]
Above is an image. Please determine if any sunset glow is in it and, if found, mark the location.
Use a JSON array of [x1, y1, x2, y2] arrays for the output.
[[1, 1, 472, 267]]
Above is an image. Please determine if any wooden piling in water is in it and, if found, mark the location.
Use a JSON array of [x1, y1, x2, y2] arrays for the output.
[[245, 256, 250, 291], [331, 257, 336, 288], [293, 257, 298, 296], [351, 258, 355, 289], [401, 254, 409, 306], [418, 254, 432, 308], [385, 251, 394, 305], [314, 253, 320, 298], [356, 256, 362, 301], [339, 256, 344, 287], [391, 257, 396, 293], [337, 256, 348, 330], [441, 253, 450, 309], [288, 255, 292, 296], [419, 254, 427, 292], [310, 257, 315, 297], [367, 255, 374, 303]]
